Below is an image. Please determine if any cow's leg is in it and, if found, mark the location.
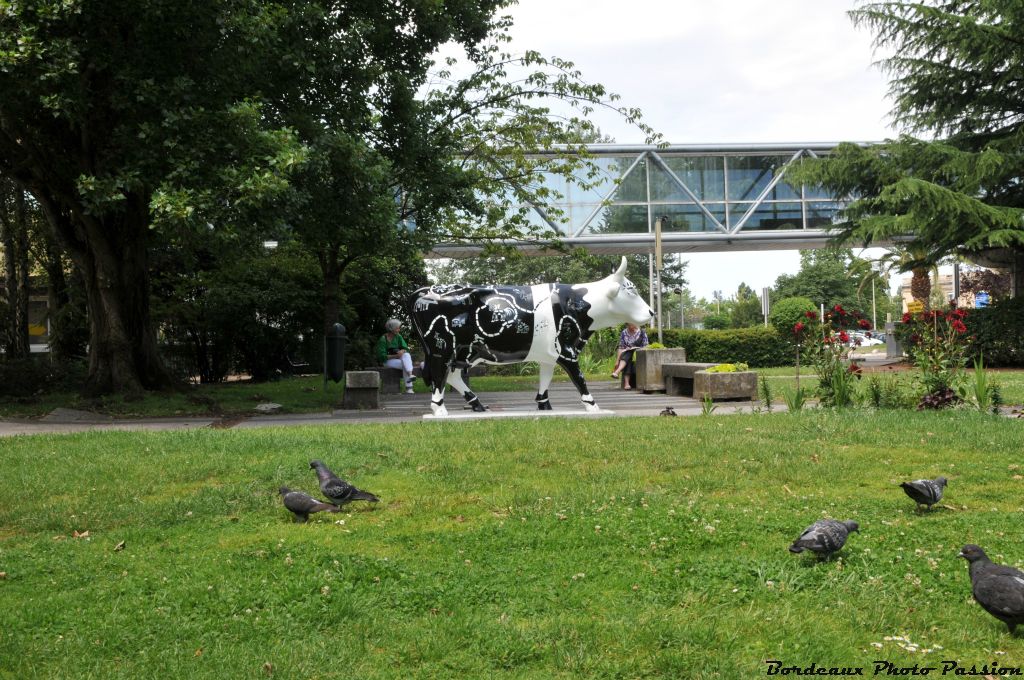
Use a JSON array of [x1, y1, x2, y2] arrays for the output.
[[425, 354, 451, 417], [535, 362, 555, 410], [446, 367, 487, 412], [557, 357, 599, 412]]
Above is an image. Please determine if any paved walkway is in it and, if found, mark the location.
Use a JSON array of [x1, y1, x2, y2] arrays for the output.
[[0, 380, 762, 437], [0, 354, 916, 437]]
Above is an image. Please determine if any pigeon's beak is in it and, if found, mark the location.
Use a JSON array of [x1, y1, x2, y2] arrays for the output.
[[957, 550, 966, 558]]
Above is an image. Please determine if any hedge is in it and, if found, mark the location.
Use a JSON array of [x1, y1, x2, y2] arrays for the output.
[[966, 296, 1024, 367], [659, 326, 790, 367]]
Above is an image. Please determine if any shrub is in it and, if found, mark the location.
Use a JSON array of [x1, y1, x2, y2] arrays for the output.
[[702, 313, 731, 330], [966, 296, 1024, 367], [768, 296, 817, 339], [661, 327, 789, 367]]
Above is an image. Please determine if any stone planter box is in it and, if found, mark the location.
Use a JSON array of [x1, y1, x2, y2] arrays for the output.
[[635, 348, 688, 393], [693, 370, 758, 401]]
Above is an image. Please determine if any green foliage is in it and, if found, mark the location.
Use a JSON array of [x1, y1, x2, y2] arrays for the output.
[[705, 363, 749, 373], [966, 296, 1024, 367], [895, 309, 971, 408], [970, 356, 991, 413], [758, 373, 774, 411], [781, 386, 807, 412], [789, 4, 1024, 275], [702, 313, 731, 330], [662, 327, 790, 368], [768, 296, 817, 340], [772, 249, 862, 312], [699, 394, 717, 415]]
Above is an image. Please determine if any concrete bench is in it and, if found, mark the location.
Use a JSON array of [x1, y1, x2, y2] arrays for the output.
[[368, 366, 404, 394], [342, 371, 380, 409], [635, 348, 688, 393], [662, 363, 720, 397]]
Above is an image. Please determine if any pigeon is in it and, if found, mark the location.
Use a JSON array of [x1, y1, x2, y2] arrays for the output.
[[278, 486, 341, 523], [900, 476, 947, 511], [789, 519, 859, 558], [309, 460, 380, 507], [959, 544, 1024, 634], [659, 406, 677, 417]]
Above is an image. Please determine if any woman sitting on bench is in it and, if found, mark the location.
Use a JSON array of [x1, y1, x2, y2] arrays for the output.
[[376, 319, 415, 394], [610, 322, 649, 390]]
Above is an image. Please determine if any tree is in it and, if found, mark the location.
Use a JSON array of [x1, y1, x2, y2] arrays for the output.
[[791, 3, 1024, 295], [730, 282, 763, 328], [0, 174, 30, 358], [772, 249, 861, 311], [0, 1, 508, 395]]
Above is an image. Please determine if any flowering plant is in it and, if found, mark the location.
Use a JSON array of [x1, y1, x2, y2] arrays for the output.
[[895, 306, 972, 409], [792, 304, 872, 407]]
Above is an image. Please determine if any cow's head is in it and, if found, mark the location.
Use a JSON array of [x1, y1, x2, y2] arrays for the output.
[[578, 257, 655, 330]]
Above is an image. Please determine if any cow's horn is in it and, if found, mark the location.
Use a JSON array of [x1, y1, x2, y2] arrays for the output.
[[612, 256, 627, 280]]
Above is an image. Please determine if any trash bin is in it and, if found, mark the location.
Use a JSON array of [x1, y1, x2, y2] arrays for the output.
[[324, 323, 346, 383]]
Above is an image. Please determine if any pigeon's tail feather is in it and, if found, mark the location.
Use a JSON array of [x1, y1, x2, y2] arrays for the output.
[[351, 490, 380, 503]]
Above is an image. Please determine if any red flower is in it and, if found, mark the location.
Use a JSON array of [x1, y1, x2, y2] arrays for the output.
[[805, 310, 817, 319], [901, 313, 912, 323], [793, 321, 805, 335], [951, 319, 967, 334], [858, 318, 871, 329], [838, 330, 850, 344]]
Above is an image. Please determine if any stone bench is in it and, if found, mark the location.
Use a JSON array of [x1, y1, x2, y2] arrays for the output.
[[342, 371, 380, 409], [662, 363, 720, 397], [635, 348, 688, 393], [367, 366, 404, 394]]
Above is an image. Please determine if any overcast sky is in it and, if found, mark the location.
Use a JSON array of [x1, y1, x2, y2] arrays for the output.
[[499, 0, 900, 300]]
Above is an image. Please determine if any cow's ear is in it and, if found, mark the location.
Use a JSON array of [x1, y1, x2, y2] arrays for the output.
[[606, 282, 621, 299]]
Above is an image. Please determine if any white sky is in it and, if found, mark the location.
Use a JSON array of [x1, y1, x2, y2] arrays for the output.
[[500, 0, 901, 300]]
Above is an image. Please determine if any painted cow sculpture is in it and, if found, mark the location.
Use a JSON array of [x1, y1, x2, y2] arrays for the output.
[[408, 257, 654, 417]]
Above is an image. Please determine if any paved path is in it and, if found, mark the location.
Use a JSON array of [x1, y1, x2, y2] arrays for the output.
[[0, 381, 761, 437]]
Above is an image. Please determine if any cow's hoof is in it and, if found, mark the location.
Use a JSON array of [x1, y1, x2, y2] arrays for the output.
[[537, 402, 552, 411], [431, 404, 449, 417], [583, 402, 600, 413], [470, 402, 487, 412]]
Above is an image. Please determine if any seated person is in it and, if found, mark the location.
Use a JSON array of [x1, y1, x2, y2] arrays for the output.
[[376, 319, 415, 394], [610, 322, 648, 390]]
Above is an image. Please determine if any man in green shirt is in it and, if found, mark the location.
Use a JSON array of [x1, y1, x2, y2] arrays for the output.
[[376, 319, 415, 393]]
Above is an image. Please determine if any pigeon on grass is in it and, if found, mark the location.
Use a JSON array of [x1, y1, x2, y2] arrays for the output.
[[789, 519, 859, 558], [279, 487, 341, 523], [958, 544, 1024, 634], [310, 460, 380, 507], [900, 476, 947, 511]]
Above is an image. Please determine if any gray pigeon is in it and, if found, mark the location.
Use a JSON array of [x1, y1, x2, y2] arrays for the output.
[[659, 406, 677, 417], [278, 486, 341, 523], [900, 476, 947, 511], [309, 460, 380, 506], [959, 544, 1024, 634], [789, 519, 859, 558]]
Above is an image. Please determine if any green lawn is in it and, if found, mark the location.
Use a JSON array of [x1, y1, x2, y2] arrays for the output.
[[1, 411, 1022, 678]]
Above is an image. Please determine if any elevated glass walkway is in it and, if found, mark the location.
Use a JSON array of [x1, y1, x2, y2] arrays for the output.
[[429, 143, 865, 257]]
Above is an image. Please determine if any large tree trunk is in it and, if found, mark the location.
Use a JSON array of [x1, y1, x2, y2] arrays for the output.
[[0, 178, 31, 358], [34, 189, 174, 396], [910, 267, 931, 310]]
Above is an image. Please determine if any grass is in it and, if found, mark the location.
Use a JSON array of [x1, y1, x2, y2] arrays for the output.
[[1, 411, 1023, 678]]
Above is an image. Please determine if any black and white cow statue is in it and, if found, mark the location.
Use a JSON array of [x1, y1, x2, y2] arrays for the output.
[[408, 257, 654, 417]]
